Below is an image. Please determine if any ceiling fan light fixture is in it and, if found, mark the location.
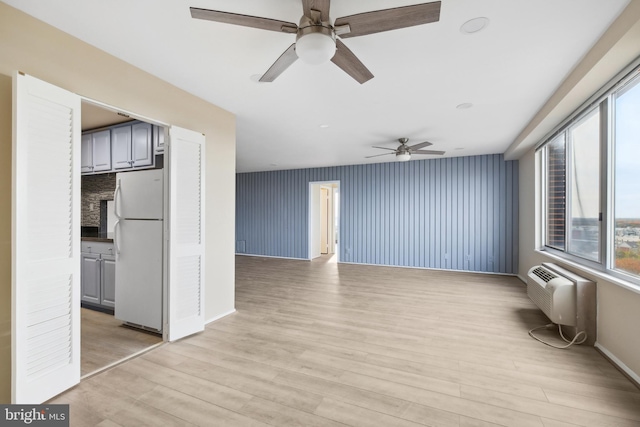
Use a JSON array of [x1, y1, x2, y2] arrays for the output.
[[396, 152, 411, 162], [296, 28, 336, 65]]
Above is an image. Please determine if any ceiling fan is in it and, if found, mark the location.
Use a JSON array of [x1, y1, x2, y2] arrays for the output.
[[366, 138, 445, 162], [190, 1, 441, 84]]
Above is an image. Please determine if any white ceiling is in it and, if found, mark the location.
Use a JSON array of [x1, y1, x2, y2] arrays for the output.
[[5, 0, 630, 172]]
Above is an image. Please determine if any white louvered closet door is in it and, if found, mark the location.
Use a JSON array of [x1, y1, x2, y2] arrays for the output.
[[12, 73, 81, 403], [167, 126, 205, 341]]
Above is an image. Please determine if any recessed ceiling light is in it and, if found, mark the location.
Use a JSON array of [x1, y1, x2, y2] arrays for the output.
[[319, 124, 330, 129], [250, 74, 264, 83], [456, 103, 473, 110], [454, 147, 465, 150], [460, 17, 490, 34]]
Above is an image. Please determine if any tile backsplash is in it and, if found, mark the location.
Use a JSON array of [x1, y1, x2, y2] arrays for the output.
[[81, 173, 116, 226]]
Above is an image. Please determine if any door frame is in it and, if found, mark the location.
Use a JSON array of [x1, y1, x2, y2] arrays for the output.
[[308, 180, 340, 261], [79, 98, 173, 344]]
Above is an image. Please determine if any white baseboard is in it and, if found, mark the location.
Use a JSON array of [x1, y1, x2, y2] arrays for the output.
[[337, 260, 519, 277], [205, 309, 236, 325], [595, 342, 640, 387], [235, 253, 309, 261]]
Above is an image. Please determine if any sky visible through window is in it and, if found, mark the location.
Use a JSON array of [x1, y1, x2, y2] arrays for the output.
[[614, 76, 640, 277], [615, 79, 640, 219]]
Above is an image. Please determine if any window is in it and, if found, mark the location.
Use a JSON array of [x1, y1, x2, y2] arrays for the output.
[[567, 108, 601, 261], [539, 65, 640, 284], [614, 75, 640, 277], [545, 135, 566, 250]]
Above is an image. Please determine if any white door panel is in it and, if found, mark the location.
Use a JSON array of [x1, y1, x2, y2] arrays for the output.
[[12, 73, 81, 403], [167, 126, 205, 341]]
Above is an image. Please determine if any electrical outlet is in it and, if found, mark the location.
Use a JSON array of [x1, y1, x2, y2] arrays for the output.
[[488, 255, 494, 263]]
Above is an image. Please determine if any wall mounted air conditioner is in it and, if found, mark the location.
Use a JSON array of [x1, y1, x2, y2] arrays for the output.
[[527, 262, 596, 345], [527, 264, 576, 326]]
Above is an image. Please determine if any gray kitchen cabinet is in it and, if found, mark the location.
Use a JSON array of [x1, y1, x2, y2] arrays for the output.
[[81, 133, 93, 173], [112, 125, 133, 170], [153, 125, 165, 154], [81, 252, 101, 305], [132, 122, 153, 167], [82, 121, 154, 175], [81, 241, 116, 310], [112, 122, 153, 170], [81, 129, 111, 174], [92, 129, 112, 172], [101, 254, 116, 308]]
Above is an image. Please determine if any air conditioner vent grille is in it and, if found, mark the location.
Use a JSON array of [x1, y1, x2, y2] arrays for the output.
[[532, 266, 557, 283]]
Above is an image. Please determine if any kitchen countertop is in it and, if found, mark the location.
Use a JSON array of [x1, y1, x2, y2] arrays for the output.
[[81, 236, 114, 243]]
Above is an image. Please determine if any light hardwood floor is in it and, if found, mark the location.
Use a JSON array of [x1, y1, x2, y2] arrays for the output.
[[81, 308, 163, 376], [54, 255, 640, 426]]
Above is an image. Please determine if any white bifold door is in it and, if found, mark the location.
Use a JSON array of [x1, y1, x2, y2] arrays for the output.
[[12, 73, 82, 403], [12, 73, 207, 403], [166, 126, 206, 341]]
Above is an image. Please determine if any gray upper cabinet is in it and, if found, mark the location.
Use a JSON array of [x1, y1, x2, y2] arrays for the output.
[[82, 120, 156, 175], [81, 129, 111, 174], [132, 122, 153, 167], [81, 133, 93, 173], [112, 122, 153, 170], [153, 125, 165, 154], [112, 125, 133, 170], [92, 130, 112, 172]]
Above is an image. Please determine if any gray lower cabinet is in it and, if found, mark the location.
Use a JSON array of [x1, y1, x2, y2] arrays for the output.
[[81, 241, 116, 310], [101, 254, 116, 308], [81, 253, 101, 305]]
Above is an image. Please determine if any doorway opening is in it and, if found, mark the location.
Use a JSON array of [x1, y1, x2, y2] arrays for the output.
[[309, 181, 340, 262], [79, 100, 165, 377]]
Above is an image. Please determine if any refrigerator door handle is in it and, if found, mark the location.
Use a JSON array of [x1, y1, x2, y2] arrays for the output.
[[114, 219, 121, 257], [113, 179, 122, 220]]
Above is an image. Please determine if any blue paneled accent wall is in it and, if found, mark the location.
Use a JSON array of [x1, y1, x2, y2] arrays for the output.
[[236, 154, 518, 274]]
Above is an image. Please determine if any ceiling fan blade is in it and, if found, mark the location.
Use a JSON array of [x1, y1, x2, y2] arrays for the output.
[[190, 8, 298, 34], [302, 0, 330, 22], [366, 152, 395, 158], [412, 149, 445, 155], [334, 1, 441, 39], [259, 44, 298, 82], [371, 146, 397, 151], [407, 140, 433, 150], [331, 39, 374, 84]]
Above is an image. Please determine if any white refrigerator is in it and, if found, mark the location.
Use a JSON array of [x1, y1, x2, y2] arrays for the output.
[[113, 169, 164, 331]]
